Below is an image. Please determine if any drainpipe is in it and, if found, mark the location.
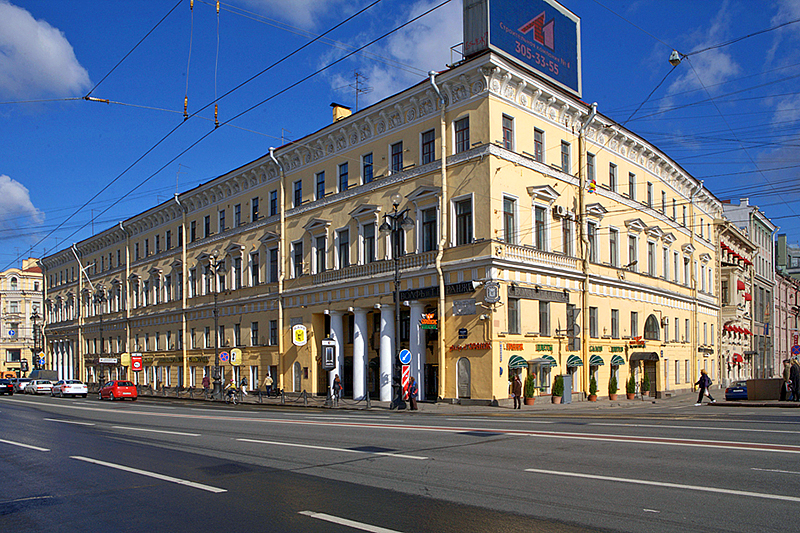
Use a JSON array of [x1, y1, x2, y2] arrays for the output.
[[118, 221, 131, 378], [430, 71, 448, 400], [690, 180, 703, 387], [269, 148, 286, 393], [770, 225, 779, 376], [173, 195, 189, 385], [578, 103, 597, 398]]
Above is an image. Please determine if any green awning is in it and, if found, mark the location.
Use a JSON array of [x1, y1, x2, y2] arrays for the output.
[[531, 354, 557, 367], [589, 354, 604, 366], [566, 354, 583, 367], [508, 355, 528, 369], [610, 354, 626, 366]]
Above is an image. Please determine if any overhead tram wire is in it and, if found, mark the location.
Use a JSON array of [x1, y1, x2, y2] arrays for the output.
[[185, 0, 195, 120], [5, 0, 452, 270]]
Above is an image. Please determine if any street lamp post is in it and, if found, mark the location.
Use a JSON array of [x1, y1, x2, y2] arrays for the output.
[[30, 309, 40, 370], [94, 289, 106, 382], [379, 193, 415, 410], [210, 250, 223, 399]]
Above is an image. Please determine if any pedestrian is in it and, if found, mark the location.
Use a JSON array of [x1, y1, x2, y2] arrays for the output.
[[695, 368, 716, 405], [240, 376, 248, 396], [790, 359, 800, 402], [332, 374, 343, 406], [408, 376, 418, 411], [781, 359, 792, 401], [263, 374, 273, 397], [201, 374, 210, 396], [511, 374, 522, 409]]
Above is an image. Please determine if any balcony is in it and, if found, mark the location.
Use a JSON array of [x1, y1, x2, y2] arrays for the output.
[[312, 251, 438, 285], [498, 242, 579, 271]]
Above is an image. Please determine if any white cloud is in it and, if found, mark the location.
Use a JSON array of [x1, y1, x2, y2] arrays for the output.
[[0, 1, 90, 98], [239, 0, 352, 28], [0, 175, 44, 236]]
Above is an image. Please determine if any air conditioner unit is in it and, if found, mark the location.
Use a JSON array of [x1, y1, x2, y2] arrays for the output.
[[553, 205, 568, 218]]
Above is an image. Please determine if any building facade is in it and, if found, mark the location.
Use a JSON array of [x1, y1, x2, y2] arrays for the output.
[[41, 48, 724, 401], [774, 272, 800, 366], [1, 258, 43, 378], [776, 234, 800, 281]]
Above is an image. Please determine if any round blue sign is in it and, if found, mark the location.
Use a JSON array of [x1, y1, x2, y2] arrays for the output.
[[219, 351, 230, 362], [792, 345, 800, 356], [399, 349, 412, 365]]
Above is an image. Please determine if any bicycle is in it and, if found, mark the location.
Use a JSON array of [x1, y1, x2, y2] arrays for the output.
[[224, 387, 238, 405]]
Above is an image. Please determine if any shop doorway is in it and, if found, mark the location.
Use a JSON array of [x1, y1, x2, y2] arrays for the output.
[[424, 363, 438, 400], [457, 357, 471, 398]]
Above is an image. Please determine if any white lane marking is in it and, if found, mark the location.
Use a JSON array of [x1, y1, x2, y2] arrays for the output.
[[112, 426, 200, 437], [71, 456, 226, 493], [299, 511, 402, 533], [525, 468, 800, 503], [304, 415, 392, 421], [752, 467, 800, 475], [643, 509, 660, 513], [0, 438, 49, 452], [447, 417, 554, 424], [44, 418, 95, 426], [588, 422, 800, 435], [237, 438, 427, 460], [132, 404, 176, 410]]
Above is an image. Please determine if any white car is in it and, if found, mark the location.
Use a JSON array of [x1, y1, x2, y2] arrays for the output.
[[50, 380, 88, 398], [13, 378, 32, 393], [24, 380, 53, 394]]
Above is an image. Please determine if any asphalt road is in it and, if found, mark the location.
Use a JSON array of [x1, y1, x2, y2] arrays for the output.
[[2, 394, 799, 533]]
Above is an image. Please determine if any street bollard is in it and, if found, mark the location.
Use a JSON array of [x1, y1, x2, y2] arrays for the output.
[[281, 389, 285, 405], [366, 389, 371, 409], [303, 390, 308, 407]]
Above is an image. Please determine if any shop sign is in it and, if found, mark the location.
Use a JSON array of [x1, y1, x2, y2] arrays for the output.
[[535, 343, 553, 352], [629, 337, 645, 348], [589, 345, 603, 352], [508, 285, 569, 303], [400, 281, 477, 301], [453, 299, 476, 316], [458, 328, 469, 339], [131, 354, 143, 372], [449, 342, 492, 352], [292, 324, 308, 346], [98, 357, 118, 364], [505, 343, 524, 351], [610, 346, 624, 353], [419, 313, 438, 330]]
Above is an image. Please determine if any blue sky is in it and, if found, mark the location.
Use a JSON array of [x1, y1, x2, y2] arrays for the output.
[[2, 0, 800, 269]]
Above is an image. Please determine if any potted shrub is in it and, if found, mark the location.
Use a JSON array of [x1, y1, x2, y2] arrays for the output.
[[626, 374, 636, 400], [588, 376, 598, 401], [641, 373, 651, 397], [608, 375, 618, 401], [551, 375, 564, 404], [523, 374, 537, 405]]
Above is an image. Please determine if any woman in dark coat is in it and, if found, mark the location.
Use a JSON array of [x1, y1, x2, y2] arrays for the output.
[[511, 374, 522, 409], [790, 360, 800, 402], [695, 369, 715, 405]]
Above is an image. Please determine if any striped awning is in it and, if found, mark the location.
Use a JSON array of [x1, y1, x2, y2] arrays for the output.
[[610, 354, 625, 366], [566, 354, 583, 367], [508, 355, 528, 369], [589, 354, 604, 366]]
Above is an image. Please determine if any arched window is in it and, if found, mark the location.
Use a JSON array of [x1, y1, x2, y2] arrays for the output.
[[644, 314, 660, 341], [10, 277, 18, 290]]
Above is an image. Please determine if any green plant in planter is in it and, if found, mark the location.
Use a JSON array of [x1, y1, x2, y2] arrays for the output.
[[626, 374, 636, 394], [524, 375, 537, 398], [551, 375, 564, 397], [608, 375, 618, 395], [589, 376, 598, 396], [642, 373, 651, 392]]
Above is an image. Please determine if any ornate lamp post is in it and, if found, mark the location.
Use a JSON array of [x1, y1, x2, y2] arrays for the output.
[[93, 289, 106, 382], [209, 250, 224, 398], [30, 309, 41, 370], [379, 193, 415, 409]]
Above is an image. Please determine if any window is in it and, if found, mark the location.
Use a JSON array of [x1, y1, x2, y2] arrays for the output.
[[611, 309, 619, 339], [587, 222, 597, 262], [204, 327, 210, 348], [390, 142, 403, 173], [338, 163, 349, 192], [316, 172, 325, 200], [661, 191, 667, 213], [631, 311, 639, 338], [609, 228, 619, 267], [363, 223, 376, 263], [252, 197, 259, 221], [682, 206, 687, 226], [684, 256, 690, 286], [502, 115, 514, 150], [269, 320, 278, 346], [315, 236, 327, 274], [421, 208, 437, 252], [292, 241, 304, 278], [455, 117, 470, 154], [269, 248, 278, 283], [534, 128, 544, 162], [362, 153, 373, 183], [204, 215, 211, 238], [674, 252, 680, 283], [534, 205, 547, 250], [562, 217, 573, 257], [144, 239, 149, 256], [251, 322, 259, 346], [539, 301, 550, 336], [647, 182, 653, 207], [685, 319, 690, 343], [674, 318, 679, 343], [234, 324, 241, 347], [503, 197, 517, 244], [165, 275, 172, 301], [190, 220, 197, 242], [672, 199, 677, 220], [508, 298, 520, 334], [166, 230, 172, 250], [218, 210, 226, 232], [293, 180, 303, 208], [644, 315, 660, 340], [663, 247, 669, 279], [628, 236, 638, 271], [648, 241, 656, 276], [609, 163, 617, 192], [135, 243, 140, 260], [567, 304, 579, 350], [589, 307, 598, 338], [455, 197, 473, 246], [587, 152, 595, 184], [338, 229, 350, 268], [270, 190, 278, 216], [421, 129, 435, 164], [628, 172, 636, 200], [233, 204, 240, 227], [249, 252, 260, 285], [560, 141, 571, 173], [233, 257, 242, 289]]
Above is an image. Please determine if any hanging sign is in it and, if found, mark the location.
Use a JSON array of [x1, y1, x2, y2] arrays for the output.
[[230, 348, 242, 366], [292, 324, 308, 346], [419, 313, 438, 330], [131, 353, 143, 372]]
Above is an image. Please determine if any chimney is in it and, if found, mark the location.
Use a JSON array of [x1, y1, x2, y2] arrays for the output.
[[740, 198, 749, 206], [331, 102, 351, 123]]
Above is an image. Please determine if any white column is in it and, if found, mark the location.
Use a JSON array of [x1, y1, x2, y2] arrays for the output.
[[379, 307, 394, 402], [329, 310, 344, 392], [409, 301, 425, 400], [352, 307, 368, 400]]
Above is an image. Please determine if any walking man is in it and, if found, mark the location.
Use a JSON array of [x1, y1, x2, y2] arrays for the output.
[[695, 368, 715, 406], [511, 374, 522, 409]]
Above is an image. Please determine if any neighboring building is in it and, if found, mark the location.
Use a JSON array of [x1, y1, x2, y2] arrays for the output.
[[717, 221, 756, 384], [722, 199, 777, 377], [774, 271, 800, 367], [41, 3, 723, 401], [775, 234, 800, 281], [1, 258, 43, 378]]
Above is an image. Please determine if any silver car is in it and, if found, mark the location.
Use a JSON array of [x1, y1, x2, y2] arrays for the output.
[[24, 380, 53, 395], [50, 380, 88, 398], [13, 378, 32, 393]]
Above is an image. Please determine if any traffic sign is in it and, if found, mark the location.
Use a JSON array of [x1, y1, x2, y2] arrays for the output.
[[402, 364, 410, 400], [792, 345, 800, 356], [399, 349, 412, 365], [219, 351, 230, 362], [131, 354, 143, 372]]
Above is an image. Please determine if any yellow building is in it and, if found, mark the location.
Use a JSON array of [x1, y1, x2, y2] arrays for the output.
[[41, 45, 723, 402], [1, 258, 43, 378]]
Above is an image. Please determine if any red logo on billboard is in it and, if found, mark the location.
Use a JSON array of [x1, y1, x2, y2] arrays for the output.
[[131, 355, 143, 372], [519, 12, 555, 50]]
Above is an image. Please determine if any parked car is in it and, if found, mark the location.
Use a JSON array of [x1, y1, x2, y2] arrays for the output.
[[50, 380, 88, 398], [725, 380, 748, 401], [98, 380, 138, 401], [0, 379, 14, 395], [13, 378, 32, 393], [25, 380, 53, 395]]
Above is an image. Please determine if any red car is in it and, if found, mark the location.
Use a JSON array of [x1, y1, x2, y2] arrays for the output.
[[98, 380, 138, 401]]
